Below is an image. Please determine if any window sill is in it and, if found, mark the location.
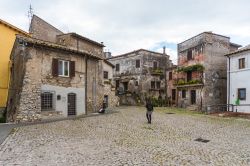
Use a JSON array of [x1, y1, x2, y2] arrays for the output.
[[58, 75, 70, 78]]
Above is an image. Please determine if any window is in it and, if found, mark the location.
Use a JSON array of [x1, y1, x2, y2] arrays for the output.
[[123, 82, 128, 91], [182, 90, 186, 98], [116, 64, 120, 71], [239, 58, 245, 69], [103, 71, 108, 79], [116, 80, 120, 89], [187, 71, 192, 82], [151, 81, 155, 89], [52, 59, 75, 77], [58, 60, 69, 77], [169, 72, 172, 80], [136, 59, 140, 68], [187, 50, 192, 61], [135, 81, 139, 86], [156, 81, 161, 89], [238, 88, 246, 100], [41, 92, 53, 110], [153, 61, 158, 69]]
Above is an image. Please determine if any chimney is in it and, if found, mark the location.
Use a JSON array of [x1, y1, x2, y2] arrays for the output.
[[163, 46, 166, 55]]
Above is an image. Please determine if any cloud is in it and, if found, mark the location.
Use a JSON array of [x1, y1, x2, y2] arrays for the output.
[[1, 0, 250, 61]]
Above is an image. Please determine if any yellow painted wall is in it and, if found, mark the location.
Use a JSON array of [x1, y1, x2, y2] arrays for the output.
[[0, 23, 27, 108]]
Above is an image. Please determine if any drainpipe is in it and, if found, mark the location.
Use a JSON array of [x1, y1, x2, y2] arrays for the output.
[[228, 56, 231, 111], [163, 46, 168, 106], [85, 56, 88, 115]]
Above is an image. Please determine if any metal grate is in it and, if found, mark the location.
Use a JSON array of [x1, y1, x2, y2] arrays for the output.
[[194, 138, 210, 143], [41, 92, 53, 110]]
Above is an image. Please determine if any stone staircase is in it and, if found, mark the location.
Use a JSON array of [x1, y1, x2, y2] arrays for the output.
[[186, 105, 199, 111]]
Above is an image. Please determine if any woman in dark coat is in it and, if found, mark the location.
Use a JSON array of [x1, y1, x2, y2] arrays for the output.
[[145, 98, 154, 124]]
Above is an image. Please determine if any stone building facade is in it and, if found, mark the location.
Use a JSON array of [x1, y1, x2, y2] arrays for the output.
[[6, 15, 117, 122], [107, 49, 171, 105], [102, 60, 119, 108], [175, 32, 240, 111], [166, 65, 177, 106]]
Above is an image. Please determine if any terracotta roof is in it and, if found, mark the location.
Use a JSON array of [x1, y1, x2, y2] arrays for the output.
[[225, 44, 250, 57], [0, 19, 30, 36], [58, 33, 104, 47], [16, 35, 103, 60], [107, 48, 169, 60]]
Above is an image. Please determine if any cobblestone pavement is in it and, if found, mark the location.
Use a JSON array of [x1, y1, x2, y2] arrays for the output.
[[0, 106, 250, 166]]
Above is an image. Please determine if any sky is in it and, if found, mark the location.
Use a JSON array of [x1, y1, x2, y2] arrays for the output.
[[1, 0, 250, 64]]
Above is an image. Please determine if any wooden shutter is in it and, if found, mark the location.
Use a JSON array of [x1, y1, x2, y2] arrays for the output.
[[70, 61, 75, 77], [52, 58, 58, 77]]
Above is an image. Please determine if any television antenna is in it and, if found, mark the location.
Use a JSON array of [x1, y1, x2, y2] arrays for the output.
[[27, 4, 33, 29]]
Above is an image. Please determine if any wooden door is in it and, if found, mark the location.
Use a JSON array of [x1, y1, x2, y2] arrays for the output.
[[191, 90, 196, 105]]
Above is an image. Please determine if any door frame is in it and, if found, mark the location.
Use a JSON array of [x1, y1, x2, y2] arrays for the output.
[[190, 90, 196, 105], [68, 93, 76, 116]]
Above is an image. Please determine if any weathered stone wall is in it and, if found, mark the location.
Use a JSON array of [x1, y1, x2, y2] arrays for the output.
[[7, 43, 29, 122], [29, 15, 63, 43], [102, 61, 119, 108], [7, 42, 88, 122], [103, 84, 119, 108], [7, 46, 42, 122], [56, 34, 104, 58], [86, 58, 103, 113], [177, 32, 240, 110], [108, 49, 171, 105]]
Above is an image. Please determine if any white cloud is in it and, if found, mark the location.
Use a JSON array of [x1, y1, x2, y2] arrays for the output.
[[1, 0, 250, 61]]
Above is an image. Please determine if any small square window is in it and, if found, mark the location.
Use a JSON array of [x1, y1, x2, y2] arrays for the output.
[[182, 90, 186, 98], [136, 59, 140, 68], [153, 61, 158, 69], [238, 88, 246, 100], [116, 64, 120, 71], [103, 71, 108, 79], [239, 58, 245, 69], [41, 92, 53, 110], [156, 81, 161, 89], [187, 50, 192, 61], [58, 60, 70, 77], [151, 81, 155, 89], [135, 81, 139, 86], [169, 72, 173, 80]]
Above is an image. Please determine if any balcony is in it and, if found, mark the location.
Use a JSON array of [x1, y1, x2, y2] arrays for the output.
[[150, 67, 164, 75], [174, 79, 203, 87], [176, 64, 204, 73]]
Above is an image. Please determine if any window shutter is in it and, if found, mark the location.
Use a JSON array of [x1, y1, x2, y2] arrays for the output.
[[70, 61, 75, 77], [52, 58, 58, 77]]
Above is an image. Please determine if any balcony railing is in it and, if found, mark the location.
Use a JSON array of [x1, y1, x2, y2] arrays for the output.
[[176, 64, 204, 73], [174, 79, 203, 86], [150, 68, 164, 75]]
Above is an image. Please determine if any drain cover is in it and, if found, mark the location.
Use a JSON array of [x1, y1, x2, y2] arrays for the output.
[[194, 138, 210, 143], [166, 113, 175, 114]]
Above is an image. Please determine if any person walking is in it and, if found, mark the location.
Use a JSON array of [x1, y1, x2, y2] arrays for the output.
[[146, 98, 154, 124]]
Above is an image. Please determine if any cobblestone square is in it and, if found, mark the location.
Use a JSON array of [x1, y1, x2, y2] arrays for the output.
[[0, 106, 250, 166]]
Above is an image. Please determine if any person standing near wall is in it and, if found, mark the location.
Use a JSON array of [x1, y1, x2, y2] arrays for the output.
[[146, 98, 154, 124]]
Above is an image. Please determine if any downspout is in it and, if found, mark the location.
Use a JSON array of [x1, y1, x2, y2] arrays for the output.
[[228, 56, 231, 111], [85, 56, 88, 115], [163, 46, 168, 106]]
